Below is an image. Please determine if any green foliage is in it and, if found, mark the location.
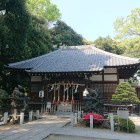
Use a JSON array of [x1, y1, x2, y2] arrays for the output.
[[0, 0, 59, 61], [50, 20, 85, 48], [114, 8, 140, 40], [0, 89, 9, 110], [111, 82, 140, 104], [0, 0, 61, 89], [83, 39, 94, 45], [26, 17, 52, 58], [0, 0, 30, 62], [0, 0, 31, 90], [120, 37, 140, 58], [94, 36, 124, 55], [127, 77, 139, 86], [114, 116, 135, 133], [26, 0, 61, 23], [0, 0, 8, 11], [114, 8, 140, 58]]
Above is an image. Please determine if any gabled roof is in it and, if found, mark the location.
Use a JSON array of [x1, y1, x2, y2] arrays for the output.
[[7, 45, 140, 73]]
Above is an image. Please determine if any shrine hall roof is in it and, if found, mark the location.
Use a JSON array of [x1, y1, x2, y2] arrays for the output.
[[7, 45, 140, 73]]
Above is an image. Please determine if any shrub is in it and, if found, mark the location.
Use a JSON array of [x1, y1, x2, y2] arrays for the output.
[[111, 82, 140, 104], [114, 116, 135, 133], [0, 89, 9, 111], [83, 113, 104, 127]]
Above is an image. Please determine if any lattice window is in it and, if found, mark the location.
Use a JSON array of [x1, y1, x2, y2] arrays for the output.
[[104, 84, 117, 93]]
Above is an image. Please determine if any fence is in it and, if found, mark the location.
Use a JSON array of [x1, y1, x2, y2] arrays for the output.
[[70, 111, 115, 131], [40, 101, 82, 114], [0, 110, 41, 126]]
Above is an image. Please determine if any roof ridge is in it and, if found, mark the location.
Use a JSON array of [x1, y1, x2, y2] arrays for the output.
[[60, 44, 94, 50]]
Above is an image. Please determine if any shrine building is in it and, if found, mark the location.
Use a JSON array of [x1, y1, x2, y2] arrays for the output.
[[6, 45, 140, 114]]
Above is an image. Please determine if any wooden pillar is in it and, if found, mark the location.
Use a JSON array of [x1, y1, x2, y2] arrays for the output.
[[102, 70, 105, 105], [29, 74, 32, 98], [44, 82, 48, 102]]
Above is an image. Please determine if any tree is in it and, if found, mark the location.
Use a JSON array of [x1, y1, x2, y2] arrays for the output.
[[0, 0, 61, 61], [111, 82, 140, 104], [0, 89, 9, 111], [0, 0, 8, 11], [114, 8, 140, 40], [49, 20, 85, 48], [83, 39, 94, 45], [26, 17, 52, 58], [0, 0, 31, 62], [113, 8, 140, 58], [26, 0, 61, 24], [24, 0, 61, 58], [0, 0, 61, 90], [0, 0, 31, 90], [94, 36, 123, 55], [120, 37, 140, 58]]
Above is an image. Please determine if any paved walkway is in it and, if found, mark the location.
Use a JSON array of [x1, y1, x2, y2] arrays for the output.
[[0, 115, 70, 140], [0, 114, 140, 140], [51, 125, 140, 140], [129, 114, 140, 134]]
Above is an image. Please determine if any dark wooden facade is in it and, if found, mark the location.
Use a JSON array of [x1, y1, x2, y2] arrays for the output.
[[28, 67, 137, 113]]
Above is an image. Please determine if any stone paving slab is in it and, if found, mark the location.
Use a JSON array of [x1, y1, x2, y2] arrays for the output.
[[1, 114, 140, 140], [52, 126, 140, 140], [0, 116, 70, 140], [45, 134, 111, 140]]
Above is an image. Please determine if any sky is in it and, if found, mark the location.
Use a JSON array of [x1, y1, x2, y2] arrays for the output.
[[51, 0, 140, 41]]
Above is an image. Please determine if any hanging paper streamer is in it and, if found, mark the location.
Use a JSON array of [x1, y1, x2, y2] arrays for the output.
[[57, 85, 60, 104], [53, 84, 56, 104], [55, 84, 59, 91], [74, 84, 79, 93], [66, 84, 69, 102], [71, 84, 74, 104], [48, 85, 54, 92], [63, 84, 65, 102]]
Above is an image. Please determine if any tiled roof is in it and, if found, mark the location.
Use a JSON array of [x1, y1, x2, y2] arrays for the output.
[[7, 45, 140, 73]]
